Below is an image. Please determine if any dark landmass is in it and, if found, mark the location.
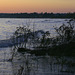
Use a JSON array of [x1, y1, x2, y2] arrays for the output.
[[0, 12, 75, 18], [30, 42, 75, 56], [17, 41, 75, 56]]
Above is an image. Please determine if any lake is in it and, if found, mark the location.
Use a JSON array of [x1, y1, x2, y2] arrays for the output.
[[0, 18, 67, 40], [0, 18, 75, 75]]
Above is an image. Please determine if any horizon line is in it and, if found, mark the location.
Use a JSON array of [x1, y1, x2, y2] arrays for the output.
[[0, 12, 75, 14]]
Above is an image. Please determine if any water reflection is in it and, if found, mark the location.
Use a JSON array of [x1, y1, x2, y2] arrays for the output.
[[0, 48, 13, 75], [0, 48, 75, 75], [12, 52, 75, 75]]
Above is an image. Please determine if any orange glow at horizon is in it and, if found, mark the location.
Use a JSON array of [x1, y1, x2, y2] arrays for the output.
[[0, 0, 75, 13]]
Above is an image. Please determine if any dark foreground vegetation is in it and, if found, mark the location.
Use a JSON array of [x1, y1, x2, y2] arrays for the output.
[[30, 42, 75, 56], [0, 12, 75, 18], [11, 19, 75, 56]]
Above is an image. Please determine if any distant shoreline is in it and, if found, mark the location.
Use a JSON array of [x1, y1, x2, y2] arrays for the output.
[[0, 13, 75, 18]]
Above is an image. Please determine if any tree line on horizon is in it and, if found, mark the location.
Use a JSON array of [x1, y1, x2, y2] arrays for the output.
[[0, 12, 75, 18]]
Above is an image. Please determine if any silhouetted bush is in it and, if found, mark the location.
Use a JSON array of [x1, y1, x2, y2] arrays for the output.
[[12, 19, 75, 56]]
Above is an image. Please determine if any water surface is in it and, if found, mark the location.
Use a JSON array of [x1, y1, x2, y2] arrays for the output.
[[0, 18, 74, 75]]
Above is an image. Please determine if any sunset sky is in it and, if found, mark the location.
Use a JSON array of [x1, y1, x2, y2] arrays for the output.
[[0, 0, 75, 13]]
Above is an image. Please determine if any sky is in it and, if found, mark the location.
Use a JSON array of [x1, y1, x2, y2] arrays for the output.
[[0, 0, 75, 13]]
